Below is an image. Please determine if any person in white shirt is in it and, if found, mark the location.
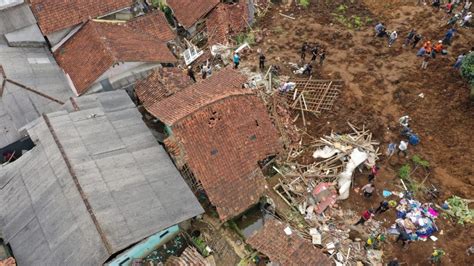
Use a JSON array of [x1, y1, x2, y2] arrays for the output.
[[389, 31, 398, 47], [398, 140, 408, 157], [461, 12, 472, 27]]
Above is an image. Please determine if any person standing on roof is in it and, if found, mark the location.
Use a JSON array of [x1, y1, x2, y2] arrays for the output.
[[187, 66, 196, 82], [443, 28, 456, 45], [354, 209, 374, 226], [388, 31, 398, 47], [403, 29, 416, 47], [412, 33, 422, 49], [453, 53, 466, 69], [233, 52, 240, 69], [259, 52, 266, 71]]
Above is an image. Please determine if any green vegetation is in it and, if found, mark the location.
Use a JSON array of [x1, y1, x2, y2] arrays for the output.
[[444, 196, 474, 224], [331, 4, 371, 30], [460, 52, 474, 85], [398, 164, 411, 180], [299, 0, 310, 8], [191, 236, 210, 256], [412, 154, 430, 168], [235, 32, 255, 45]]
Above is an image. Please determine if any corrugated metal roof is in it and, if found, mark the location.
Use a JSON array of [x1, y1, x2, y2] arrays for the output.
[[0, 90, 203, 265], [0, 44, 73, 149]]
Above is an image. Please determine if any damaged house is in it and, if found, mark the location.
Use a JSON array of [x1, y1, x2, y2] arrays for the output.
[[54, 20, 177, 96], [138, 68, 281, 221], [0, 90, 203, 265], [247, 219, 331, 265], [28, 0, 135, 47]]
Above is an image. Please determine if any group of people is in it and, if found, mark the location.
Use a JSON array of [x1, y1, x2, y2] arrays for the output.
[[375, 1, 472, 71], [299, 42, 326, 76]]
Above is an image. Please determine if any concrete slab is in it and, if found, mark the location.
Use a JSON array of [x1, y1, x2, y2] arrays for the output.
[[5, 24, 45, 47]]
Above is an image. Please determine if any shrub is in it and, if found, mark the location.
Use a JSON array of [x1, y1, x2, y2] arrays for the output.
[[299, 0, 310, 8], [460, 52, 474, 85], [399, 164, 411, 180]]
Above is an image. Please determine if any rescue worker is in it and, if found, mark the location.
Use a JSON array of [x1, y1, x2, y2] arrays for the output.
[[187, 66, 196, 82], [354, 209, 374, 226], [259, 53, 266, 71], [403, 29, 416, 47], [233, 52, 240, 69], [388, 31, 398, 47], [301, 42, 309, 61], [412, 33, 422, 48]]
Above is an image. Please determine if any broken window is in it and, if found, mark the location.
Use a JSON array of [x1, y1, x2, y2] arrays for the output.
[[182, 45, 204, 66]]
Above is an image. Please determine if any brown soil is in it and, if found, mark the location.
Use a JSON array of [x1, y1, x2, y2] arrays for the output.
[[245, 0, 474, 265]]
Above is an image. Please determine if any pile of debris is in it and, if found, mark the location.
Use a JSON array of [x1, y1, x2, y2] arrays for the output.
[[268, 123, 382, 264], [389, 198, 440, 242]]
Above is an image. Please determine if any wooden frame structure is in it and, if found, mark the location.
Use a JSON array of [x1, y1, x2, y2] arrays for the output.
[[282, 78, 344, 117]]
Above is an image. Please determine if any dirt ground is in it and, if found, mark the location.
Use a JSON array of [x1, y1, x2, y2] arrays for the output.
[[244, 0, 474, 265]]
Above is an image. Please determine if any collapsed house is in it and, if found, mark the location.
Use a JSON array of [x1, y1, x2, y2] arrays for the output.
[[0, 90, 203, 265], [206, 2, 250, 45], [54, 20, 177, 95], [166, 0, 220, 35], [28, 0, 135, 46], [135, 67, 194, 110], [246, 219, 331, 265], [140, 68, 281, 221]]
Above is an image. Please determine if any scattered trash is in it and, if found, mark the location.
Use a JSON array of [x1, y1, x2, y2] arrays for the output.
[[393, 198, 439, 241], [284, 226, 293, 235]]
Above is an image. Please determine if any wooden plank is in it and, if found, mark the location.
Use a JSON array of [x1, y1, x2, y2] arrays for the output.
[[314, 81, 332, 113]]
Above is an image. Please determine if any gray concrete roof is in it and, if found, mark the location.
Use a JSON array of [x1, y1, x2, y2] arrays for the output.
[[0, 90, 203, 265], [0, 44, 73, 148], [0, 3, 36, 34]]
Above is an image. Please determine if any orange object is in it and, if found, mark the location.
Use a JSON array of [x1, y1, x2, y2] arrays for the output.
[[434, 43, 443, 53]]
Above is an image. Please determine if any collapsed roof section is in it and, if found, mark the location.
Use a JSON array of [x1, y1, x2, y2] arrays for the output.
[[206, 2, 249, 45], [0, 90, 203, 265], [135, 67, 193, 109], [167, 0, 220, 29], [29, 0, 133, 34], [247, 219, 332, 265], [151, 69, 281, 220], [54, 21, 177, 95]]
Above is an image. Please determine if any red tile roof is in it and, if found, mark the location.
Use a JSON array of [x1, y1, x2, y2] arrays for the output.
[[156, 69, 281, 220], [135, 68, 193, 108], [29, 0, 133, 34], [147, 68, 249, 125], [206, 3, 249, 45], [247, 219, 332, 266], [167, 0, 219, 29], [54, 21, 176, 95], [127, 11, 176, 42]]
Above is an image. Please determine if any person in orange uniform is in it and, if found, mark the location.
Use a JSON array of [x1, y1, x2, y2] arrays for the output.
[[433, 40, 443, 53]]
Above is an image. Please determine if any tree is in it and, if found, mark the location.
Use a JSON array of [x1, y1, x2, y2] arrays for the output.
[[460, 52, 474, 85]]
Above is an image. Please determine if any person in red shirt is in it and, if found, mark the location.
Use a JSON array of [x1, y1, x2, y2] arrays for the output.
[[354, 209, 374, 226]]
